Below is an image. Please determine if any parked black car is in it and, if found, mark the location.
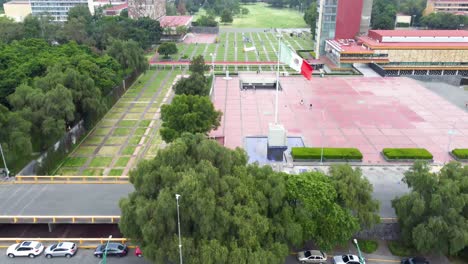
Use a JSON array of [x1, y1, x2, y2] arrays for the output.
[[93, 243, 128, 258]]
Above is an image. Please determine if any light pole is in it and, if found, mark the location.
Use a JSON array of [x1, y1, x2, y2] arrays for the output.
[[320, 110, 325, 164], [210, 53, 215, 76], [0, 143, 9, 178], [411, 15, 416, 27], [353, 239, 366, 264], [175, 194, 182, 264], [447, 124, 457, 157], [101, 235, 112, 264]]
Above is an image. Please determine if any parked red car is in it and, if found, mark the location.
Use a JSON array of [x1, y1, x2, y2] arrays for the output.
[[135, 246, 142, 257]]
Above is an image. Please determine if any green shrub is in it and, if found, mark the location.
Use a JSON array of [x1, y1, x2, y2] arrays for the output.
[[396, 22, 410, 27], [382, 148, 433, 160], [388, 241, 415, 257], [452, 149, 468, 159], [291, 147, 363, 160], [358, 239, 378, 253]]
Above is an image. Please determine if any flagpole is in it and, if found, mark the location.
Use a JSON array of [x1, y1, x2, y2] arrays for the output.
[[275, 34, 281, 125]]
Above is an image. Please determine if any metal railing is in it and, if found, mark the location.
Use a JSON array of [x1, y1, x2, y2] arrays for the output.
[[9, 176, 130, 184], [0, 215, 121, 224]]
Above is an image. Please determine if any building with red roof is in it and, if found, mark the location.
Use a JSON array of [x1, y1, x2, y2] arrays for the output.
[[104, 3, 128, 16], [324, 30, 468, 76]]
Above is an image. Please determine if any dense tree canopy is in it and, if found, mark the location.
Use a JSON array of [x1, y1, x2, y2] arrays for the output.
[[303, 2, 317, 38], [371, 0, 397, 29], [392, 161, 468, 256], [174, 74, 210, 96], [119, 134, 378, 264], [160, 95, 222, 142], [420, 13, 467, 29], [221, 9, 234, 23], [189, 55, 207, 75], [157, 42, 178, 58]]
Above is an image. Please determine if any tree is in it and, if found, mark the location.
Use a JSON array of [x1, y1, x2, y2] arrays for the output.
[[177, 0, 187, 15], [399, 0, 426, 25], [420, 13, 467, 29], [157, 42, 178, 59], [241, 7, 249, 16], [286, 171, 360, 250], [195, 15, 218, 27], [371, 0, 397, 29], [160, 95, 221, 142], [328, 164, 380, 228], [175, 25, 188, 36], [0, 17, 24, 44], [119, 134, 291, 264], [0, 104, 32, 166], [392, 161, 468, 256], [303, 2, 317, 38], [220, 9, 233, 24], [189, 55, 207, 75], [174, 73, 210, 96], [107, 39, 148, 74]]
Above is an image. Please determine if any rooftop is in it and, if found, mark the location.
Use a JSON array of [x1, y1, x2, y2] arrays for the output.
[[105, 3, 127, 11], [327, 39, 375, 54], [159, 16, 193, 27], [357, 35, 468, 49], [369, 29, 468, 38]]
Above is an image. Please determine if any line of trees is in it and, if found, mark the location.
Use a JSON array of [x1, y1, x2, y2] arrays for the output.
[[0, 6, 155, 171]]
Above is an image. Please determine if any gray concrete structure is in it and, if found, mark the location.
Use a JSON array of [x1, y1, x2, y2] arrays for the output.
[[0, 184, 133, 219]]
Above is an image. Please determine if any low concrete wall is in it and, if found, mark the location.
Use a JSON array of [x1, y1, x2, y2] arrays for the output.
[[406, 75, 464, 86]]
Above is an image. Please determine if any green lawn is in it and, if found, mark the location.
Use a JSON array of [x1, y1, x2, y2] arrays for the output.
[[223, 3, 307, 28]]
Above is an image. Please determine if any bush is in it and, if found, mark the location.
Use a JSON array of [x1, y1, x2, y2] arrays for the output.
[[452, 149, 468, 159], [388, 241, 415, 257], [382, 148, 433, 160], [358, 239, 378, 253], [396, 22, 410, 27], [291, 147, 363, 160]]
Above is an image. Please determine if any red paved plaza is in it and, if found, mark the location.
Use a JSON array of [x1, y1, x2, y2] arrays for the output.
[[210, 73, 468, 164]]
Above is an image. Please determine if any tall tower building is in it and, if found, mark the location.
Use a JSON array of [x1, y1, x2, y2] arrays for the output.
[[128, 0, 166, 19], [315, 0, 373, 56]]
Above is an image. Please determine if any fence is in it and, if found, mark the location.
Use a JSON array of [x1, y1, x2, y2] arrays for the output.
[[12, 175, 129, 184], [190, 26, 219, 34], [0, 215, 120, 224], [18, 72, 140, 176]]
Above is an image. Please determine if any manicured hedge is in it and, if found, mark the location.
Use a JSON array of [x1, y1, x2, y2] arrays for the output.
[[291, 147, 363, 160], [452, 149, 468, 159], [382, 148, 433, 160]]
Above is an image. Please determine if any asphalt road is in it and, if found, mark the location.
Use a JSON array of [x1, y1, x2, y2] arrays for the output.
[[0, 184, 134, 216]]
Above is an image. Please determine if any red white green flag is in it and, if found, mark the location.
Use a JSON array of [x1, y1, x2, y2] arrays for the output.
[[279, 42, 313, 80]]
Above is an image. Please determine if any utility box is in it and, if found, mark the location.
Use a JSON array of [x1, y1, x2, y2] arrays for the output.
[[267, 123, 288, 161]]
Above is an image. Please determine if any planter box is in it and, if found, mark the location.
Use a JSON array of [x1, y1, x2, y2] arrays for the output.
[[293, 158, 362, 163], [449, 151, 468, 162], [381, 152, 433, 163]]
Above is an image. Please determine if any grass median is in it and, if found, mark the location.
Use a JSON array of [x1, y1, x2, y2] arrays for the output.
[[291, 147, 363, 161], [382, 148, 433, 160], [451, 149, 468, 159]]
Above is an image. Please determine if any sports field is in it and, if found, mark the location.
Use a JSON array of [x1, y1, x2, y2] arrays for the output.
[[55, 69, 181, 176], [153, 32, 314, 65], [228, 3, 307, 28]]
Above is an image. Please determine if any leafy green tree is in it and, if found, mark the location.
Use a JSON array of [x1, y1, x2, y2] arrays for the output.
[[286, 171, 360, 250], [399, 0, 426, 25], [0, 104, 32, 166], [0, 17, 24, 43], [107, 39, 148, 74], [328, 164, 380, 228], [195, 15, 218, 27], [160, 95, 222, 142], [241, 7, 249, 16], [220, 9, 233, 23], [392, 161, 468, 256], [371, 0, 397, 29], [175, 25, 188, 36], [157, 42, 178, 58], [174, 73, 209, 96], [420, 13, 467, 29], [120, 133, 294, 264], [189, 55, 207, 75], [303, 2, 317, 38]]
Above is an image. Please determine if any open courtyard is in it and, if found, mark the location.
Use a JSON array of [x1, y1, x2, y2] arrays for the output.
[[210, 73, 468, 164]]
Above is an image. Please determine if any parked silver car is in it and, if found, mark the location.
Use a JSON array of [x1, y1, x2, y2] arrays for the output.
[[44, 242, 77, 258], [297, 250, 327, 263]]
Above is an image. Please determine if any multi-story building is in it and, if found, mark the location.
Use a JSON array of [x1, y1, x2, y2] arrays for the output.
[[324, 30, 468, 76], [315, 0, 373, 56], [425, 0, 468, 15], [29, 0, 90, 22], [3, 0, 31, 22], [128, 0, 165, 20]]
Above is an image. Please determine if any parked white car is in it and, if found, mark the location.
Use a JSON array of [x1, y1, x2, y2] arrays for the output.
[[44, 242, 77, 258], [6, 241, 44, 258], [333, 254, 362, 264], [297, 249, 327, 263]]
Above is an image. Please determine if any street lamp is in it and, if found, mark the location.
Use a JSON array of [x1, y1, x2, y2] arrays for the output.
[[101, 235, 112, 264], [175, 194, 183, 264], [353, 239, 366, 264], [210, 53, 215, 76], [320, 110, 325, 164], [0, 143, 9, 178]]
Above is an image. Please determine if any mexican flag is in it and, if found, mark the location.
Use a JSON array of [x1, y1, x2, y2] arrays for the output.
[[279, 42, 313, 80]]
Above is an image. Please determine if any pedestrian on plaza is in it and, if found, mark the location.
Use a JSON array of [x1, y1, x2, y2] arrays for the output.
[[309, 103, 313, 109], [300, 99, 304, 105]]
